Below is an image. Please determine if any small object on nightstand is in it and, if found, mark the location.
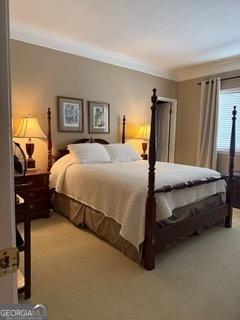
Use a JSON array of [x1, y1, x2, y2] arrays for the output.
[[15, 170, 50, 222], [13, 141, 27, 176]]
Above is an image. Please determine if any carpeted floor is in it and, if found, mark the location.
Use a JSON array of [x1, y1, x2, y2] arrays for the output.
[[19, 211, 240, 320]]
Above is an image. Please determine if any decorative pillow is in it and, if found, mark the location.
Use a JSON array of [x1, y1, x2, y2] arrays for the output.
[[67, 143, 111, 164], [104, 144, 140, 162]]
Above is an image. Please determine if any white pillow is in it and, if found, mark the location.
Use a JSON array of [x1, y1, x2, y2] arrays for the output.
[[67, 143, 111, 164], [104, 144, 140, 162]]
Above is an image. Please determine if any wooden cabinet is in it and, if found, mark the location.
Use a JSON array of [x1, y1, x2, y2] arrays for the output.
[[231, 171, 240, 208], [15, 170, 50, 222], [16, 195, 31, 299]]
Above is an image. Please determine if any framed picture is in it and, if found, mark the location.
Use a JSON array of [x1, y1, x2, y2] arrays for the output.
[[57, 96, 84, 132], [88, 101, 110, 133]]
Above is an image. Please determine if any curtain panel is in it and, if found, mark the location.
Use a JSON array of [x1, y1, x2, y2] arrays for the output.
[[196, 78, 220, 169]]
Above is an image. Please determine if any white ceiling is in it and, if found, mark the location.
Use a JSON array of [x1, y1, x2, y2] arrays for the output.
[[9, 0, 240, 80]]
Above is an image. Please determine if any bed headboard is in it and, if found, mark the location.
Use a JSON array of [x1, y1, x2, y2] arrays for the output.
[[47, 110, 126, 171]]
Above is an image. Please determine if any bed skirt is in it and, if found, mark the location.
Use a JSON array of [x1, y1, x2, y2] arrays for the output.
[[51, 191, 141, 262], [51, 191, 224, 263]]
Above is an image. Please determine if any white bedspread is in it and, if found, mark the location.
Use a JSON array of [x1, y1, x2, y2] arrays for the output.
[[50, 156, 226, 250]]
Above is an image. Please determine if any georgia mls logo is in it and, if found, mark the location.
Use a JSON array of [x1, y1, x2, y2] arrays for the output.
[[0, 304, 48, 320], [32, 305, 47, 317]]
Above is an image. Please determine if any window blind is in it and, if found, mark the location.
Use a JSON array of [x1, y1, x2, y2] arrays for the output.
[[217, 90, 240, 151]]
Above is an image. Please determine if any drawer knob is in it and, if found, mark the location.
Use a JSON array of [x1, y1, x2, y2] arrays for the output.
[[29, 204, 35, 209]]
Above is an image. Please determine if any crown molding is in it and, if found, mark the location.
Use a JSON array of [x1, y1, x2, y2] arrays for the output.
[[10, 22, 178, 81], [10, 22, 240, 82], [176, 56, 240, 81]]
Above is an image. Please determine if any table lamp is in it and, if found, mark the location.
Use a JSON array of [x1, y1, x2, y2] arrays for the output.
[[13, 116, 47, 169], [135, 124, 150, 160]]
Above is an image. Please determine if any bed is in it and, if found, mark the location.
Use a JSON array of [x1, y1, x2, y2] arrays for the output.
[[47, 90, 236, 270]]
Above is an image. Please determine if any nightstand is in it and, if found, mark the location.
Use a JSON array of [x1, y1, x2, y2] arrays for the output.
[[15, 170, 50, 222], [231, 171, 240, 208]]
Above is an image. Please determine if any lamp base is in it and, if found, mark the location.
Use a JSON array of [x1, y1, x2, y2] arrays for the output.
[[26, 139, 36, 169], [26, 141, 34, 158], [141, 141, 148, 160], [27, 158, 36, 169]]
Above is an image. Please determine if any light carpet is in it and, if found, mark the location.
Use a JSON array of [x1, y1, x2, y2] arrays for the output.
[[19, 211, 240, 320]]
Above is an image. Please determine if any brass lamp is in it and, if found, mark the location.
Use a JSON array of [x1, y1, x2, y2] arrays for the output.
[[135, 124, 150, 160], [13, 116, 46, 169]]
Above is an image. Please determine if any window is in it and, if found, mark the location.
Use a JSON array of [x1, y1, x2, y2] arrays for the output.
[[217, 90, 240, 151]]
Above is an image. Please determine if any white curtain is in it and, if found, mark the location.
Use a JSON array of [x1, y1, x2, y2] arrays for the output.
[[196, 78, 220, 169]]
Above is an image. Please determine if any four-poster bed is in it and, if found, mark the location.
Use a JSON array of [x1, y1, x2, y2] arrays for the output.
[[144, 89, 235, 270], [47, 89, 236, 271]]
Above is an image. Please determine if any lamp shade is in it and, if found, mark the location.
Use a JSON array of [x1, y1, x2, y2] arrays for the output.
[[13, 117, 46, 139], [135, 124, 150, 140]]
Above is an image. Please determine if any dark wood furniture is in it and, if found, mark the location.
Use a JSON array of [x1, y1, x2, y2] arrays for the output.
[[16, 195, 31, 299], [231, 171, 240, 208], [15, 170, 50, 222], [143, 90, 236, 270], [15, 170, 50, 298], [46, 96, 236, 271]]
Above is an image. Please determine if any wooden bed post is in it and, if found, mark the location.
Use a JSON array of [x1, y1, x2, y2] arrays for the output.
[[122, 115, 126, 144], [47, 108, 52, 172], [225, 106, 237, 228], [144, 89, 157, 270]]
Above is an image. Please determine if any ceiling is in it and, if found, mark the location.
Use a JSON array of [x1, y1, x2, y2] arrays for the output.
[[9, 0, 240, 80]]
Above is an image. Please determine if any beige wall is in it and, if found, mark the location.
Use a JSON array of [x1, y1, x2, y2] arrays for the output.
[[11, 40, 177, 170], [176, 70, 240, 171], [12, 40, 240, 172], [176, 79, 201, 165]]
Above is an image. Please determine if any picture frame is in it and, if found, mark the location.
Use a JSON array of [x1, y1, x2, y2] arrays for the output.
[[57, 96, 84, 132], [88, 101, 110, 134]]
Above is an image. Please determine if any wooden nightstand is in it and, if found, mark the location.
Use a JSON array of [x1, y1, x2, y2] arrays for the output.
[[15, 170, 50, 222], [231, 171, 240, 208]]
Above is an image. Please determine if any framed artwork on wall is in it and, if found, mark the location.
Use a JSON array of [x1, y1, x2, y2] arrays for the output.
[[57, 96, 84, 132], [88, 101, 110, 133]]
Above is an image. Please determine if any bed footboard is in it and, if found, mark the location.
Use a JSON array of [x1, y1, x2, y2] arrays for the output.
[[144, 89, 236, 271], [155, 204, 228, 247]]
